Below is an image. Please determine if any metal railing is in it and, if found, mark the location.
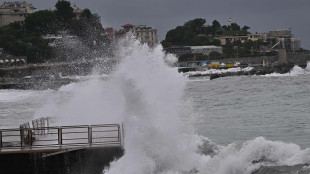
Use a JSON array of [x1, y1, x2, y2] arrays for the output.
[[0, 124, 123, 152]]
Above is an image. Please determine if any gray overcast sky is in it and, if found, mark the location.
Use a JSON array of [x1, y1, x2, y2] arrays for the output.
[[3, 0, 310, 49]]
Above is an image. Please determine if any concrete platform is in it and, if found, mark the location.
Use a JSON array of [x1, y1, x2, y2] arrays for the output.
[[0, 147, 124, 174]]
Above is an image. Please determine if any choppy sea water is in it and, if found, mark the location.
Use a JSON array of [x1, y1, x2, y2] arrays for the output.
[[1, 38, 310, 174], [184, 70, 310, 149]]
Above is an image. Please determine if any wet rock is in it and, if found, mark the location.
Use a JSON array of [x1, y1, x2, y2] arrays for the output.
[[252, 164, 310, 174], [197, 137, 219, 157]]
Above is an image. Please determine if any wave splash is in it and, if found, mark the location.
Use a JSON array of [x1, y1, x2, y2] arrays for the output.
[[185, 67, 254, 77], [103, 36, 202, 174], [200, 137, 310, 174], [35, 36, 310, 174], [262, 62, 310, 77], [103, 38, 310, 174]]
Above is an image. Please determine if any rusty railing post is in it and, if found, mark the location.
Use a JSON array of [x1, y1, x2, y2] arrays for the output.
[[28, 129, 32, 148], [40, 118, 43, 135], [58, 127, 62, 148], [121, 123, 124, 147], [46, 117, 49, 134], [88, 126, 92, 147], [20, 128, 24, 148], [0, 130, 2, 149], [118, 124, 121, 145]]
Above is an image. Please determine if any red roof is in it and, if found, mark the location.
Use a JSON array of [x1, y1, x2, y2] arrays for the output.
[[122, 24, 135, 28]]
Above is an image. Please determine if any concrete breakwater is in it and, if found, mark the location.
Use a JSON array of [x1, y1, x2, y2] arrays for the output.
[[185, 64, 296, 79], [181, 51, 310, 79]]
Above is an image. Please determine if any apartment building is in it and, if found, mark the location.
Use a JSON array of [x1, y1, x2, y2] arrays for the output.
[[134, 25, 158, 47], [165, 45, 223, 56], [215, 33, 264, 45], [116, 24, 158, 47], [0, 1, 35, 27]]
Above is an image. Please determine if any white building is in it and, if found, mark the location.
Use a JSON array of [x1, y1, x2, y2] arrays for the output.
[[189, 46, 223, 55], [134, 25, 158, 47], [118, 24, 158, 47], [165, 45, 223, 55], [72, 3, 83, 20], [0, 1, 35, 27]]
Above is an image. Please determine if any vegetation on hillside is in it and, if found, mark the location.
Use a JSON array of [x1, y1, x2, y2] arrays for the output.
[[0, 0, 108, 63], [161, 19, 219, 48], [161, 18, 268, 58], [161, 18, 250, 48]]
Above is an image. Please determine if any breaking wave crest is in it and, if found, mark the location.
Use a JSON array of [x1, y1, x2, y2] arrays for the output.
[[262, 65, 306, 77], [185, 67, 254, 77], [198, 137, 310, 174], [103, 40, 310, 174], [35, 36, 310, 174]]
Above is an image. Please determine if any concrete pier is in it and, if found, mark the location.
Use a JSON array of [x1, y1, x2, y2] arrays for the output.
[[0, 118, 124, 174]]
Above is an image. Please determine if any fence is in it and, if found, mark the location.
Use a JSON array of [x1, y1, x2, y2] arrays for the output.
[[0, 122, 123, 152]]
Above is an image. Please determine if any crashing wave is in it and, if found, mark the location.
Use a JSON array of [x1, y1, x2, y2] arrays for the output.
[[261, 65, 305, 77], [185, 67, 254, 77], [34, 35, 310, 174]]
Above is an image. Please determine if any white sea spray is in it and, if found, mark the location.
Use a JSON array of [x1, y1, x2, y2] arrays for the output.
[[32, 36, 310, 174]]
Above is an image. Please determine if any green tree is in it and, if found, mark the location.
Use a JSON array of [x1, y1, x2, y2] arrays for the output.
[[211, 20, 221, 36], [55, 0, 74, 24], [242, 25, 250, 32], [230, 23, 241, 31], [8, 41, 27, 56], [244, 40, 254, 50], [212, 39, 221, 46], [27, 46, 42, 63], [80, 8, 92, 19], [0, 35, 16, 50], [161, 40, 173, 48], [209, 51, 222, 59], [25, 10, 57, 35], [0, 23, 24, 38], [184, 18, 206, 34], [223, 40, 235, 57], [222, 25, 231, 31]]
